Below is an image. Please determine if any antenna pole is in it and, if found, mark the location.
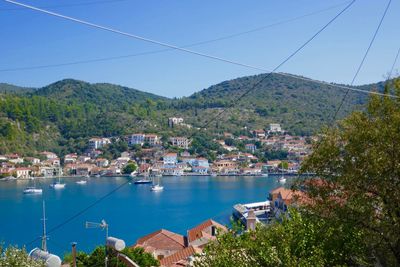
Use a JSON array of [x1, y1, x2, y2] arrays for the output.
[[41, 200, 47, 252]]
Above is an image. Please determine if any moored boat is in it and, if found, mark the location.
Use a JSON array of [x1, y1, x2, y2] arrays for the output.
[[76, 180, 87, 185], [50, 178, 66, 189], [134, 179, 152, 184], [23, 187, 43, 194], [150, 184, 164, 191]]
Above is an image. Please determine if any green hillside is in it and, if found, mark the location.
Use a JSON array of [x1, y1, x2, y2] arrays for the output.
[[0, 74, 389, 154]]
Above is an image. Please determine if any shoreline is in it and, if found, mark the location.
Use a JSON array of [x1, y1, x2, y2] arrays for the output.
[[1, 172, 313, 181]]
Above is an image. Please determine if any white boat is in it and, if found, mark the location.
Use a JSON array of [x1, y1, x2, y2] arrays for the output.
[[262, 173, 269, 177], [278, 176, 286, 183], [95, 174, 101, 178], [23, 187, 43, 194], [76, 180, 87, 185], [130, 172, 137, 177], [150, 176, 164, 191], [210, 173, 217, 177], [49, 178, 66, 189], [150, 184, 164, 191]]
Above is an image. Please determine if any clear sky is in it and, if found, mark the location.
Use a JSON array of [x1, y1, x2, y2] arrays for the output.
[[1, 0, 399, 97]]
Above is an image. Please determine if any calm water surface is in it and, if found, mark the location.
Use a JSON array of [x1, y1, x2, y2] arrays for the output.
[[0, 176, 284, 256]]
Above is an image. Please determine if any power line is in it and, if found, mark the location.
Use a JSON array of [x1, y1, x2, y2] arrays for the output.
[[0, 0, 130, 11], [25, 179, 131, 247], [22, 1, 354, 248], [197, 0, 357, 130], [332, 0, 392, 121], [3, 0, 397, 100], [388, 46, 400, 79], [0, 1, 350, 72]]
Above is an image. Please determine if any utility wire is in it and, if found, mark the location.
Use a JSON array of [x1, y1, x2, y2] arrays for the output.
[[0, 1, 350, 72], [22, 1, 355, 248], [0, 0, 130, 11], [331, 0, 392, 121], [25, 179, 131, 247], [197, 0, 357, 130], [3, 0, 397, 99], [388, 46, 400, 80]]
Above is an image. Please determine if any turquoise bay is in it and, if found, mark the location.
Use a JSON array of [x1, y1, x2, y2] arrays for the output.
[[0, 176, 282, 257]]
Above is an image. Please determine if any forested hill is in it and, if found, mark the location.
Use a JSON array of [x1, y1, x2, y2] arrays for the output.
[[0, 75, 389, 154]]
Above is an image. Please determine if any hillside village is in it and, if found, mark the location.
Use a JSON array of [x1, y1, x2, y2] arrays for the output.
[[0, 121, 314, 180]]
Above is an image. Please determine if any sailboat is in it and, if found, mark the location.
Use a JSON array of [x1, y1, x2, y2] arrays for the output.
[[76, 179, 87, 185], [278, 166, 286, 184], [23, 179, 43, 194], [150, 176, 164, 191], [49, 177, 66, 189]]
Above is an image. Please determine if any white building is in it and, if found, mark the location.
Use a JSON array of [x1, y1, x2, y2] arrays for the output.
[[15, 168, 31, 179], [163, 153, 178, 165], [144, 134, 160, 146], [269, 123, 283, 133], [128, 134, 145, 146], [168, 117, 184, 128], [88, 138, 111, 149], [169, 137, 190, 149]]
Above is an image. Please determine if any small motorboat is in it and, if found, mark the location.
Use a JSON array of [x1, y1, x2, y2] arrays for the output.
[[76, 180, 87, 185], [278, 176, 286, 184], [150, 184, 164, 191], [23, 187, 43, 194]]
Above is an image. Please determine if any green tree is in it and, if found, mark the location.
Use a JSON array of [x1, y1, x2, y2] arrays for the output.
[[64, 246, 159, 267], [122, 162, 137, 174], [300, 79, 400, 266], [0, 245, 45, 267], [195, 209, 367, 267]]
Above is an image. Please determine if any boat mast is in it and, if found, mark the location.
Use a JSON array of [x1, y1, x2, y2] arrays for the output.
[[41, 200, 48, 252]]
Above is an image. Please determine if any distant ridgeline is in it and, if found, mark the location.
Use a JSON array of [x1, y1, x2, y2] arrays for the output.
[[0, 74, 386, 155]]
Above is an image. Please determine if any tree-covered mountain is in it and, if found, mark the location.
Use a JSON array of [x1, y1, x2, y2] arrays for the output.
[[0, 74, 389, 154]]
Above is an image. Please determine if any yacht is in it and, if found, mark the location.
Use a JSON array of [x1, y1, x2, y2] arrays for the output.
[[150, 176, 164, 191], [134, 179, 152, 184], [23, 187, 43, 194], [278, 175, 286, 184], [49, 178, 66, 189]]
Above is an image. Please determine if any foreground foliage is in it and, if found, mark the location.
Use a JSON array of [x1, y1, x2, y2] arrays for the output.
[[64, 246, 159, 267], [301, 79, 400, 266], [0, 245, 45, 267], [197, 80, 400, 267], [195, 210, 367, 267]]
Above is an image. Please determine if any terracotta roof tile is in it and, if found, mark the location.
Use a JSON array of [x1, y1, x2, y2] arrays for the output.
[[134, 229, 185, 251], [160, 246, 202, 267], [187, 219, 226, 243]]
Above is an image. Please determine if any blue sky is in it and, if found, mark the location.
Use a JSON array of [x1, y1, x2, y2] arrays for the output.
[[1, 0, 399, 97]]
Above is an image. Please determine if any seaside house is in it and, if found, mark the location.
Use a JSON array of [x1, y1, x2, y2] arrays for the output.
[[88, 137, 111, 149], [192, 166, 209, 174], [245, 143, 257, 153], [163, 153, 178, 165], [187, 219, 227, 248], [169, 137, 190, 149], [40, 151, 58, 160], [7, 154, 23, 164], [144, 134, 160, 146], [268, 123, 283, 133], [128, 133, 145, 146], [14, 167, 31, 179], [95, 158, 109, 168], [64, 153, 78, 164], [24, 157, 41, 165], [133, 229, 186, 260]]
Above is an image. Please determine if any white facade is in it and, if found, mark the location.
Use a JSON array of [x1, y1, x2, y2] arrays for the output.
[[168, 117, 184, 127], [128, 134, 145, 146], [88, 138, 111, 149], [269, 123, 282, 133]]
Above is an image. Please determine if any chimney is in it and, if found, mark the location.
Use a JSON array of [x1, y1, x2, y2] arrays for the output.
[[246, 209, 257, 231]]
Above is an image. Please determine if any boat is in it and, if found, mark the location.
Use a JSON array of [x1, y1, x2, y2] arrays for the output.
[[261, 173, 269, 177], [23, 187, 43, 194], [134, 179, 152, 184], [210, 172, 217, 177], [278, 175, 286, 184], [130, 171, 137, 178], [150, 176, 164, 191], [150, 184, 164, 191], [95, 174, 101, 178], [49, 178, 66, 189], [76, 180, 87, 185]]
